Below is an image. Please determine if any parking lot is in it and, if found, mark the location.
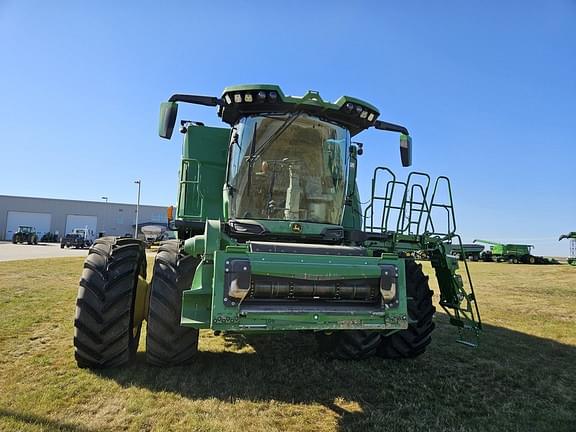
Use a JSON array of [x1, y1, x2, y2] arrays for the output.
[[0, 241, 89, 262]]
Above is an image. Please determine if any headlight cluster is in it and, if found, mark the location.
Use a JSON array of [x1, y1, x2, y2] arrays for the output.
[[343, 102, 376, 122], [224, 90, 279, 105]]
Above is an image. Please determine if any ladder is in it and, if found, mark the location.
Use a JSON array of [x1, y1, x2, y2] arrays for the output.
[[364, 167, 482, 345]]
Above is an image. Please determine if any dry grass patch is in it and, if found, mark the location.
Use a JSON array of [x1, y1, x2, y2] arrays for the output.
[[0, 258, 574, 431]]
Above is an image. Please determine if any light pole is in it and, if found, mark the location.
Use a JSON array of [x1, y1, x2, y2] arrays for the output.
[[101, 196, 108, 203], [134, 180, 141, 239]]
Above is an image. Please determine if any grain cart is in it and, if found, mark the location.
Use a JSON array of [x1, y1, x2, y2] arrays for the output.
[[450, 243, 485, 261], [73, 85, 481, 368], [559, 232, 576, 265], [12, 226, 38, 245]]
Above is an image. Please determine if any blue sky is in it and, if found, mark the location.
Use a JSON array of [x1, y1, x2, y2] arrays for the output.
[[0, 1, 574, 255]]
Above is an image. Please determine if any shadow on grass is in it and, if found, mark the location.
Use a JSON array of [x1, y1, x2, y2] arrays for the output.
[[0, 408, 96, 432], [95, 317, 576, 431]]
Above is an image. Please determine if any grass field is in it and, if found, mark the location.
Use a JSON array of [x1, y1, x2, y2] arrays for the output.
[[0, 257, 574, 431]]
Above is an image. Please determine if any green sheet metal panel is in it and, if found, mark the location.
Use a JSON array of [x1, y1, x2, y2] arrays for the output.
[[177, 125, 230, 221], [502, 244, 531, 256], [181, 250, 408, 331]]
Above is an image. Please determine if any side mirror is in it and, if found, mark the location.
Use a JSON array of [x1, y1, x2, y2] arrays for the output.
[[159, 102, 178, 139], [400, 134, 412, 167]]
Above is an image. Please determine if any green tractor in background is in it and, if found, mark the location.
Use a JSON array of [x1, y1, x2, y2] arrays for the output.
[[73, 85, 481, 368], [559, 232, 576, 266], [12, 226, 38, 245]]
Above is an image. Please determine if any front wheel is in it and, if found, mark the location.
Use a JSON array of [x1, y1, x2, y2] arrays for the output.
[[315, 330, 381, 360], [146, 240, 200, 366], [73, 237, 146, 368], [377, 260, 436, 359]]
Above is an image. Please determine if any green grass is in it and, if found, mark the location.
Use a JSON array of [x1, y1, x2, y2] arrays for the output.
[[0, 258, 575, 431]]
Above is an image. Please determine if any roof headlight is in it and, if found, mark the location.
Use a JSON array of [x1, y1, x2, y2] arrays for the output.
[[268, 91, 278, 101], [244, 93, 253, 102], [367, 113, 375, 122], [225, 94, 232, 104], [360, 110, 368, 119], [257, 91, 266, 101]]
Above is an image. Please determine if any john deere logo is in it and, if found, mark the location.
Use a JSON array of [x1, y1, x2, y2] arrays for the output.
[[291, 223, 302, 233]]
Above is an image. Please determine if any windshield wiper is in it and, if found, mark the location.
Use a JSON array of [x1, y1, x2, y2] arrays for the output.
[[254, 112, 302, 159]]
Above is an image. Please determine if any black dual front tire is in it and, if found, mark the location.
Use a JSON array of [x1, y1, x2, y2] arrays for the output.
[[146, 240, 200, 367], [74, 237, 146, 368], [315, 330, 381, 360], [315, 259, 436, 360], [377, 260, 436, 359]]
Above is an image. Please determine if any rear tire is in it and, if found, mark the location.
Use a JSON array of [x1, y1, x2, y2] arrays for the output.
[[146, 240, 200, 366], [315, 330, 381, 360], [73, 237, 146, 368], [377, 260, 436, 359]]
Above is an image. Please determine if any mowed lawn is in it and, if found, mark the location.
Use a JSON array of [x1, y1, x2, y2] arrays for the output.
[[0, 257, 574, 432]]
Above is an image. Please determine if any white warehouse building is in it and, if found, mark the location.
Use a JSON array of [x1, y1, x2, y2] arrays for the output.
[[0, 195, 168, 241]]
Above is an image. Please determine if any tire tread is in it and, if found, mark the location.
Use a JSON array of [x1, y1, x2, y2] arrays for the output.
[[146, 240, 200, 367], [73, 236, 145, 368], [377, 259, 436, 359]]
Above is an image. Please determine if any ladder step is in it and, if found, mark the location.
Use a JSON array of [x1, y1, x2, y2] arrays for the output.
[[449, 317, 464, 327], [456, 339, 478, 348]]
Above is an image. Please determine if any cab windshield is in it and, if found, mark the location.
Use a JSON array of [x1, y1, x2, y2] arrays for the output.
[[228, 113, 349, 224]]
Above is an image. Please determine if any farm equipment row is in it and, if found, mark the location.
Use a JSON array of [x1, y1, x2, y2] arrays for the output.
[[472, 239, 557, 264], [10, 225, 95, 248]]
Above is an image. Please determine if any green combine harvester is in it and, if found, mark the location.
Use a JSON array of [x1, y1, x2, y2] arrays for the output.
[[474, 239, 552, 264], [73, 85, 481, 368], [559, 232, 576, 265]]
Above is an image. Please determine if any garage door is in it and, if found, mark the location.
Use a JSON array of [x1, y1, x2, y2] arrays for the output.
[[65, 215, 98, 237], [5, 211, 52, 240]]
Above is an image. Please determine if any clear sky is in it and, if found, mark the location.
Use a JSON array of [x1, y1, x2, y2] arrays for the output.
[[0, 1, 574, 256]]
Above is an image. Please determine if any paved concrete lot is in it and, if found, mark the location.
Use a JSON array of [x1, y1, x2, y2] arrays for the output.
[[0, 241, 89, 261]]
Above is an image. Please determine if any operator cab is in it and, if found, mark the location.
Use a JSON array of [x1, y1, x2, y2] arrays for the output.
[[227, 113, 349, 225]]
